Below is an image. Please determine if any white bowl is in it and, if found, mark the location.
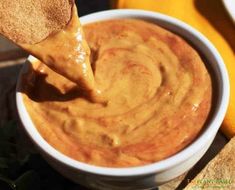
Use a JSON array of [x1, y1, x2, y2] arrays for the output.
[[16, 9, 230, 190], [222, 0, 235, 24]]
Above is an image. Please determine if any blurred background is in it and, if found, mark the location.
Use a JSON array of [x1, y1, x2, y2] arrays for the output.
[[76, 0, 110, 16]]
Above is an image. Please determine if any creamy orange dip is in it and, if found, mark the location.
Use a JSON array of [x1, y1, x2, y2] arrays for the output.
[[21, 6, 103, 103], [22, 19, 212, 167]]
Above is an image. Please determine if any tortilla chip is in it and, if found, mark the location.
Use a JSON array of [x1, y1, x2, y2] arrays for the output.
[[0, 0, 74, 44]]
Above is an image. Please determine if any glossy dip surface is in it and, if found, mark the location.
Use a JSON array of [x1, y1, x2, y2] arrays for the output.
[[21, 19, 212, 167], [21, 6, 104, 103]]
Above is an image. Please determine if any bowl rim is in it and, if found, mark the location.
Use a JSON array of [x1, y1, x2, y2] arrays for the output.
[[16, 9, 230, 177], [222, 0, 235, 24]]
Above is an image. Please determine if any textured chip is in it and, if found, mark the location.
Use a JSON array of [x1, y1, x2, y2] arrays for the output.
[[0, 0, 74, 44], [185, 137, 235, 189]]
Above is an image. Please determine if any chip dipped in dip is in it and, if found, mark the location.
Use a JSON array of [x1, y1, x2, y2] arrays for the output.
[[21, 18, 212, 167]]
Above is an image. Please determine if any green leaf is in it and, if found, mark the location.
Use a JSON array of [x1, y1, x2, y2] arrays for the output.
[[0, 121, 17, 141], [18, 155, 30, 167], [0, 175, 16, 190], [0, 157, 8, 169], [15, 170, 40, 190]]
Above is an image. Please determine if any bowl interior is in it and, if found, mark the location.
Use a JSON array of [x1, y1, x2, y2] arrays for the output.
[[16, 9, 230, 177]]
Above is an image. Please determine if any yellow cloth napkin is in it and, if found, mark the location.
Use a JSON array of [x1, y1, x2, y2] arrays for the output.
[[113, 0, 235, 138]]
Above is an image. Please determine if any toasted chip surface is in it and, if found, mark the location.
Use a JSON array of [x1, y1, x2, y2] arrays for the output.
[[0, 0, 74, 44], [185, 137, 235, 189]]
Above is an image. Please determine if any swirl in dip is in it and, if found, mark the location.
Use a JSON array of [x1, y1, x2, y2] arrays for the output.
[[21, 19, 212, 167]]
